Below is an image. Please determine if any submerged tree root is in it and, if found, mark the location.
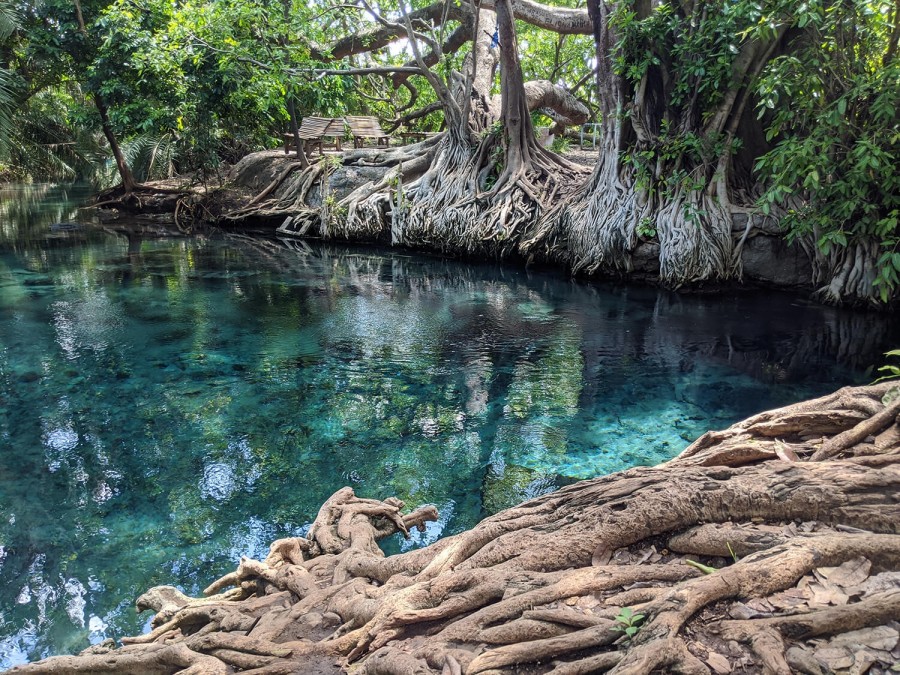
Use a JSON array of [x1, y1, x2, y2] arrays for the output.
[[10, 382, 900, 674]]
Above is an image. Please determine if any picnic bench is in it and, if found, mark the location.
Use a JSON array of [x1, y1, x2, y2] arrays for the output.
[[345, 116, 390, 148], [283, 117, 345, 156]]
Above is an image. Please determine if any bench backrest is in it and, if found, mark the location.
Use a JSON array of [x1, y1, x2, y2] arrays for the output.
[[297, 117, 344, 139], [345, 116, 388, 138]]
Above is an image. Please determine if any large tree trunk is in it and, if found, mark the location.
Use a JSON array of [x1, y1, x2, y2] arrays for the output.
[[348, 3, 587, 256], [12, 382, 900, 674], [523, 0, 785, 286]]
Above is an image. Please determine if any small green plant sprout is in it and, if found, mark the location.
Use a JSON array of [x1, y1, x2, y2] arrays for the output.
[[612, 607, 645, 638], [321, 153, 343, 173], [726, 541, 738, 563], [684, 558, 718, 574]]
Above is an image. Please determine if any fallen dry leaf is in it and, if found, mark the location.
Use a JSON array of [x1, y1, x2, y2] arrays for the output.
[[786, 646, 824, 675], [783, 522, 800, 537], [728, 602, 764, 620], [774, 441, 800, 462], [814, 645, 854, 671], [745, 597, 775, 614], [591, 545, 612, 567], [634, 546, 656, 565], [768, 587, 812, 610], [848, 648, 881, 675], [828, 625, 899, 652], [857, 571, 900, 596], [612, 548, 633, 565], [815, 557, 871, 588], [704, 651, 731, 674], [807, 581, 850, 607]]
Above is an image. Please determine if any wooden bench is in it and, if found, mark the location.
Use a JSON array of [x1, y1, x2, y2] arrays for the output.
[[283, 117, 345, 155], [345, 116, 390, 148]]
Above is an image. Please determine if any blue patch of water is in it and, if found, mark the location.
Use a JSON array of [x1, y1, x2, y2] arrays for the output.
[[0, 184, 897, 665]]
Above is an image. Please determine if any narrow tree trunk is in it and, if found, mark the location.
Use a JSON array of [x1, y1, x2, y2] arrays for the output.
[[492, 0, 535, 192], [73, 0, 137, 193], [94, 96, 138, 192], [285, 95, 309, 169]]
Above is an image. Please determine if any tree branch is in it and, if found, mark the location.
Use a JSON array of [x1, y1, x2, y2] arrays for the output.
[[386, 101, 443, 132], [391, 22, 474, 88], [322, 0, 589, 64], [326, 0, 470, 60], [482, 0, 591, 34]]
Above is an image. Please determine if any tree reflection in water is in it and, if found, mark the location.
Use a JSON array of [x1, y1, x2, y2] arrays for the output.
[[0, 214, 896, 667]]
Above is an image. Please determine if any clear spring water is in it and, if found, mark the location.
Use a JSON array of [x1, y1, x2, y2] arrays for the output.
[[0, 183, 897, 666]]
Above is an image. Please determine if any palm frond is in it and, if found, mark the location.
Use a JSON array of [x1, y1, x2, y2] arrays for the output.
[[0, 0, 19, 42], [3, 88, 108, 182], [121, 132, 178, 182], [0, 68, 17, 156]]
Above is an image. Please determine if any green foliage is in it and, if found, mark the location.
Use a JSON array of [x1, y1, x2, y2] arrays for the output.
[[0, 86, 109, 183], [611, 1, 755, 113], [550, 134, 570, 154], [1, 0, 469, 181], [603, 0, 897, 301], [518, 18, 596, 114], [874, 350, 900, 383], [122, 132, 178, 182], [612, 607, 646, 638], [726, 541, 738, 563], [622, 125, 740, 198], [607, 2, 754, 201], [636, 217, 657, 239], [753, 0, 899, 301], [684, 558, 719, 574], [0, 0, 21, 157]]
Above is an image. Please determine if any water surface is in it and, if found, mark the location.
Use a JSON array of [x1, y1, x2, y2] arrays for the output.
[[0, 184, 897, 665]]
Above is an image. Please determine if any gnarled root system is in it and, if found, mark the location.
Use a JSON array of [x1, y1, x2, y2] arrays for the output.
[[11, 382, 900, 674]]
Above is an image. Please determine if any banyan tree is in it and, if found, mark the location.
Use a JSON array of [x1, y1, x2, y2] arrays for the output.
[[231, 0, 898, 306]]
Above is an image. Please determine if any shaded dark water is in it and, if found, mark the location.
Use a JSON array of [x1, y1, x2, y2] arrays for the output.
[[0, 184, 897, 666]]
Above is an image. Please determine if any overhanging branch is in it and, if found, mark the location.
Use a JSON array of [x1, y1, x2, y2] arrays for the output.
[[482, 0, 591, 34], [321, 0, 589, 63]]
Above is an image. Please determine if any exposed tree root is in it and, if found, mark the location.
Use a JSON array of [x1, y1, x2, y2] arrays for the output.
[[814, 240, 881, 306], [11, 383, 900, 675], [522, 129, 736, 286], [224, 6, 592, 256]]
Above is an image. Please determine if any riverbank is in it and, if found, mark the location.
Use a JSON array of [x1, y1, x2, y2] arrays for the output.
[[10, 382, 900, 674], [91, 146, 823, 304]]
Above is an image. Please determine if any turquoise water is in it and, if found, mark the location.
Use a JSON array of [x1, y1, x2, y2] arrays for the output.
[[0, 184, 897, 666]]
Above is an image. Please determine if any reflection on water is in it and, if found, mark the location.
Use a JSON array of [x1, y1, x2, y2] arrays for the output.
[[0, 186, 898, 666], [0, 184, 97, 247]]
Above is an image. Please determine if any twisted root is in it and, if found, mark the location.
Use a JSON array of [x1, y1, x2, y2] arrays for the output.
[[11, 384, 900, 674]]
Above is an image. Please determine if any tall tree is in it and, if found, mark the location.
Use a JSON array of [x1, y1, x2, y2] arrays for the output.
[[521, 0, 898, 305], [72, 0, 137, 191]]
